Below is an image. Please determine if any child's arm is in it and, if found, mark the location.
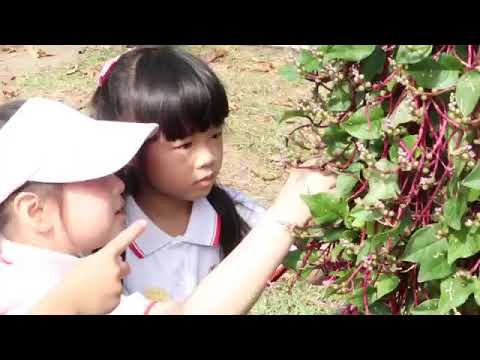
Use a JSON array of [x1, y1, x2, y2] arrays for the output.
[[29, 221, 147, 315], [150, 166, 336, 315]]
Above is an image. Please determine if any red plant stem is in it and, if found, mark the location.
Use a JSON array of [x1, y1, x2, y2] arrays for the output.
[[433, 45, 447, 59], [408, 157, 426, 197], [415, 166, 451, 227], [347, 265, 364, 291], [470, 257, 480, 274], [399, 140, 414, 158], [360, 230, 367, 244], [349, 181, 369, 200], [382, 136, 389, 158], [363, 271, 370, 315], [423, 100, 439, 141], [290, 247, 314, 292], [468, 45, 474, 67], [389, 295, 400, 315], [338, 146, 358, 169], [452, 47, 471, 68], [412, 266, 419, 306]]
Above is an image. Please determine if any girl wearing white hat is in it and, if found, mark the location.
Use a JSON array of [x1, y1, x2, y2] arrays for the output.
[[0, 98, 336, 314]]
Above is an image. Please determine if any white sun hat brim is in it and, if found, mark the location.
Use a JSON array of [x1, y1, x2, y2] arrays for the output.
[[0, 98, 158, 204]]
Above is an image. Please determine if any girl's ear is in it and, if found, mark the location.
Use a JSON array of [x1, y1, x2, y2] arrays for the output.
[[12, 191, 55, 233]]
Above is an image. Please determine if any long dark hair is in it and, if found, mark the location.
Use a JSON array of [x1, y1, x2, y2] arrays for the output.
[[90, 46, 249, 257]]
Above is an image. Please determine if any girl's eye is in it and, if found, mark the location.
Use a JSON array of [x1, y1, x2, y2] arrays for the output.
[[175, 142, 192, 150], [212, 131, 223, 139]]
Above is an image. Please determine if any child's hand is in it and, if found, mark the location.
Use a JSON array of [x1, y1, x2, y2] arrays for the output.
[[270, 159, 337, 227], [55, 220, 147, 314]]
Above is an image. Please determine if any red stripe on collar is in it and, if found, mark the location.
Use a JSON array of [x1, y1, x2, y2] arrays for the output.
[[129, 241, 145, 259], [211, 215, 222, 247]]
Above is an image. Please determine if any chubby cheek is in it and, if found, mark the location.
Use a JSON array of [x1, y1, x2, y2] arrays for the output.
[[60, 184, 118, 252]]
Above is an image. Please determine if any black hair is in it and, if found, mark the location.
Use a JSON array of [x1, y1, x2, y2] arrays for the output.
[[90, 46, 249, 257], [0, 99, 26, 129]]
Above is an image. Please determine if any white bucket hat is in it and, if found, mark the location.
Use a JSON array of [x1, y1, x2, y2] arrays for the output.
[[0, 98, 158, 204]]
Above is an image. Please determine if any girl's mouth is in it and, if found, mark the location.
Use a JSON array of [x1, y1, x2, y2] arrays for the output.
[[195, 174, 216, 186]]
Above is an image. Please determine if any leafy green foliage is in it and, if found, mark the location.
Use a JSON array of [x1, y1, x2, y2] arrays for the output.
[[279, 45, 480, 315]]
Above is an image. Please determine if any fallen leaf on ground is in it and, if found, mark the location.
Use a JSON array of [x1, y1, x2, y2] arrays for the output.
[[0, 47, 16, 54], [26, 46, 54, 59], [204, 48, 228, 63], [2, 88, 20, 99], [248, 62, 275, 73], [65, 64, 79, 75]]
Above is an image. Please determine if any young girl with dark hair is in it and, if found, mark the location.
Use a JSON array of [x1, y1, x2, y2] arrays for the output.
[[91, 46, 289, 300]]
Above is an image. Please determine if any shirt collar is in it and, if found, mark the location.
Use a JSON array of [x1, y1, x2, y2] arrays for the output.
[[125, 196, 221, 258]]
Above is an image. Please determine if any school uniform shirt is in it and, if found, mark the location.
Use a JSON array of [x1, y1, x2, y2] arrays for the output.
[[123, 187, 267, 301], [0, 236, 156, 315]]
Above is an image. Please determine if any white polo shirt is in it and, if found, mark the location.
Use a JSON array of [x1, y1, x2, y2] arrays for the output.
[[123, 187, 266, 301], [0, 236, 154, 315]]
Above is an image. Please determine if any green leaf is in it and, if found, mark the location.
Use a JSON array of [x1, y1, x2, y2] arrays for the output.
[[463, 164, 480, 189], [456, 71, 480, 116], [468, 188, 480, 202], [396, 45, 433, 64], [356, 242, 372, 265], [330, 243, 345, 261], [407, 55, 461, 89], [328, 80, 352, 112], [302, 193, 348, 226], [322, 124, 350, 156], [402, 225, 441, 261], [341, 106, 384, 140], [336, 173, 359, 198], [375, 274, 400, 299], [350, 208, 381, 228], [410, 299, 441, 315], [363, 159, 400, 205], [324, 45, 376, 62], [348, 286, 377, 309], [278, 110, 308, 123], [453, 157, 468, 179], [442, 190, 468, 231], [369, 302, 392, 315], [279, 64, 300, 81], [360, 47, 386, 82], [356, 216, 411, 264], [346, 162, 364, 173], [388, 144, 400, 162], [402, 225, 455, 282], [438, 53, 464, 71], [282, 249, 303, 270], [323, 227, 345, 242], [402, 135, 420, 157], [386, 95, 420, 128], [447, 126, 466, 155], [438, 276, 476, 313], [300, 267, 315, 280], [448, 157, 468, 197], [341, 229, 357, 240], [370, 215, 412, 249], [456, 45, 468, 61], [447, 226, 480, 264], [390, 135, 420, 162], [386, 78, 397, 92], [298, 50, 320, 73]]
